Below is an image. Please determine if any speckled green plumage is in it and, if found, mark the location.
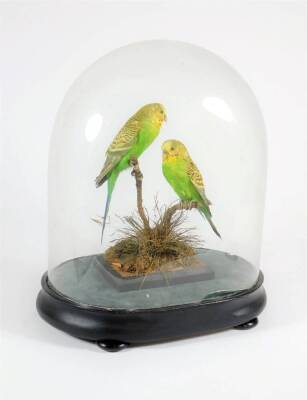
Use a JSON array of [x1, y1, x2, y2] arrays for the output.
[[162, 159, 204, 204], [162, 140, 220, 238], [96, 103, 166, 240], [108, 121, 160, 178]]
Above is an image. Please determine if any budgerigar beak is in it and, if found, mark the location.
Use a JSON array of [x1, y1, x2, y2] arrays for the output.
[[164, 114, 167, 122]]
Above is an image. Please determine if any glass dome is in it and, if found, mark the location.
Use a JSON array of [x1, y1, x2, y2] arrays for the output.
[[48, 40, 266, 310]]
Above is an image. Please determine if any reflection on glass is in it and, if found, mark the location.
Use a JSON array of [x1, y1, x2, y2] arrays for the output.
[[202, 97, 234, 122], [85, 113, 103, 142]]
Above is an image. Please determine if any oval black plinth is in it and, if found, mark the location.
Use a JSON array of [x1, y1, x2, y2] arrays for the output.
[[36, 272, 266, 350]]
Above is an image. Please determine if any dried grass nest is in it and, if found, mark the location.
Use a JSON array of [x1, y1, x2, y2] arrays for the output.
[[104, 203, 201, 277]]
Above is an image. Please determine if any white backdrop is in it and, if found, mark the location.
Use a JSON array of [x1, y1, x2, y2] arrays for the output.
[[1, 1, 306, 399]]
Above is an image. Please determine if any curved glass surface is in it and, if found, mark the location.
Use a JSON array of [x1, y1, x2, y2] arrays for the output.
[[48, 40, 266, 310]]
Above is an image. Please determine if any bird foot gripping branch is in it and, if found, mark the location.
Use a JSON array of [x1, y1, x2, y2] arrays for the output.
[[164, 200, 199, 225], [130, 155, 143, 180]]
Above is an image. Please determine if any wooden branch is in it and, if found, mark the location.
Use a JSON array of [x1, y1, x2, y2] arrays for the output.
[[130, 155, 150, 230], [164, 201, 199, 224]]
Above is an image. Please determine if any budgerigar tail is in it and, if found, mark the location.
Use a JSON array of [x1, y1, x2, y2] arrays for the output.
[[101, 170, 119, 242], [199, 205, 221, 239]]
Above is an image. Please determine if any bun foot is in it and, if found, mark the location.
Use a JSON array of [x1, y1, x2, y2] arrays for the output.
[[234, 317, 258, 330], [97, 340, 128, 352]]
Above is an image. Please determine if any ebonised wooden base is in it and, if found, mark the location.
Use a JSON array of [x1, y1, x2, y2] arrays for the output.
[[36, 272, 266, 351]]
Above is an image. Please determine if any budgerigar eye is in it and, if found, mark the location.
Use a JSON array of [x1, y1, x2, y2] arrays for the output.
[[170, 146, 175, 151]]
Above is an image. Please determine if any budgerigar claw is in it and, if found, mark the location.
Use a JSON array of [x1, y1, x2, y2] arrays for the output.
[[191, 201, 198, 209]]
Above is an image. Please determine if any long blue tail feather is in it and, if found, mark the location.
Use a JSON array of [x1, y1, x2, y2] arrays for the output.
[[100, 171, 118, 243], [199, 207, 221, 239], [101, 194, 111, 243]]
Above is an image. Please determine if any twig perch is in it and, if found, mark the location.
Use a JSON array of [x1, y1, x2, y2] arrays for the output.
[[130, 155, 150, 231], [164, 201, 199, 225]]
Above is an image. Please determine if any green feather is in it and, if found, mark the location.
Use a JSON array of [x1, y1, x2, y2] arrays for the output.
[[97, 107, 165, 241], [162, 158, 221, 238]]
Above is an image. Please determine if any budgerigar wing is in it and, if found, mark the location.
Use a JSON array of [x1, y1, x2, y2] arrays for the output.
[[95, 118, 141, 187], [187, 159, 212, 209]]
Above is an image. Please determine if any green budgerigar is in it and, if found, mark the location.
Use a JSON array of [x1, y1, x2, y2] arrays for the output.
[[161, 139, 221, 238], [96, 103, 167, 239]]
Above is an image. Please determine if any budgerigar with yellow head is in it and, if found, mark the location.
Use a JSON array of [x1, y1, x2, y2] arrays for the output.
[[96, 103, 167, 239], [162, 139, 221, 238]]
